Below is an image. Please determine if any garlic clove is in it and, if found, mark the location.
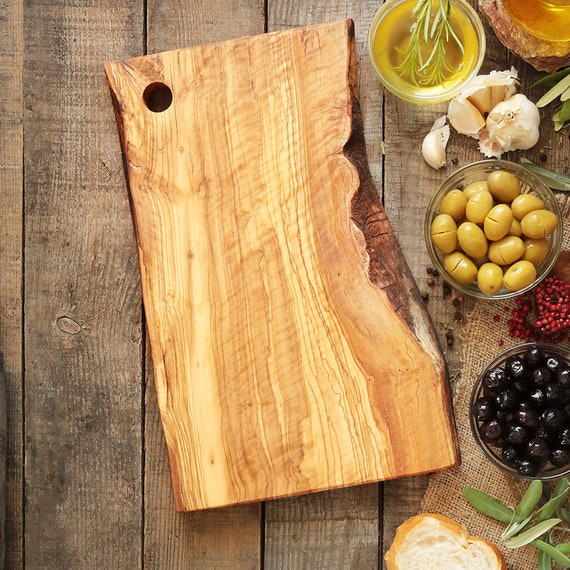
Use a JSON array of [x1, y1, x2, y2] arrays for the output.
[[486, 93, 540, 153], [421, 116, 449, 170], [456, 67, 518, 115], [448, 98, 485, 138]]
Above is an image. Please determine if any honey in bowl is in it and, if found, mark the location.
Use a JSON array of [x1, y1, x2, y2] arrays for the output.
[[368, 0, 485, 103], [502, 0, 570, 42]]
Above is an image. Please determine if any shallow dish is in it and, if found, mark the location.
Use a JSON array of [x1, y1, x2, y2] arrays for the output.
[[470, 342, 570, 480], [424, 159, 562, 300], [368, 0, 486, 104]]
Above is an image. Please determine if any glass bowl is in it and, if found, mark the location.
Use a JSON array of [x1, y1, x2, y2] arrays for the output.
[[368, 0, 486, 104], [470, 342, 570, 481], [424, 159, 562, 300]]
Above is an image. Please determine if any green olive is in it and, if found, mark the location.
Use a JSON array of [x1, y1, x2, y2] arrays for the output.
[[488, 235, 525, 265], [487, 170, 521, 202], [521, 209, 559, 239], [511, 194, 545, 220], [508, 217, 522, 237], [522, 239, 549, 265], [430, 214, 458, 254], [484, 204, 514, 241], [444, 252, 478, 284], [457, 222, 488, 258], [477, 262, 504, 295], [503, 260, 537, 292], [465, 190, 494, 224], [440, 189, 467, 222], [463, 180, 489, 200]]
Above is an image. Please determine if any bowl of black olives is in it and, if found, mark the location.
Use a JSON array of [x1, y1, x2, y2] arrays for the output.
[[424, 159, 562, 299], [470, 342, 570, 480]]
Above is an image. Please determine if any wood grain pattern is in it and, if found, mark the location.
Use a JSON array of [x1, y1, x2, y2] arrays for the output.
[[106, 19, 458, 512]]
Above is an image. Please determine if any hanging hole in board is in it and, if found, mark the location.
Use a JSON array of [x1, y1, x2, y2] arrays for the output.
[[143, 82, 173, 113]]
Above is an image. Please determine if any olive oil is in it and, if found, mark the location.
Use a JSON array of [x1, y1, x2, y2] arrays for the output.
[[370, 0, 482, 102], [502, 0, 570, 42]]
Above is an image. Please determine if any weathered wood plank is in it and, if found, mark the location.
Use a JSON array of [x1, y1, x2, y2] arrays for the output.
[[0, 0, 23, 567], [23, 1, 145, 567], [142, 0, 264, 566]]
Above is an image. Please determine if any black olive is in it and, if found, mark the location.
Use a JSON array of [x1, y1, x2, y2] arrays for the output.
[[505, 355, 527, 380], [557, 366, 570, 386], [502, 444, 519, 465], [495, 388, 519, 411], [558, 427, 570, 448], [515, 458, 540, 477], [541, 408, 567, 433], [480, 420, 503, 445], [482, 367, 507, 392], [546, 383, 569, 408], [546, 355, 562, 373], [524, 347, 545, 368], [473, 397, 496, 422], [551, 448, 570, 467], [515, 407, 540, 431], [532, 366, 552, 387], [528, 388, 546, 408], [526, 437, 551, 461], [505, 424, 529, 446]]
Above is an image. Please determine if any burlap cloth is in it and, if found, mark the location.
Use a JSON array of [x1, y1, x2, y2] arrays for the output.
[[421, 215, 570, 569]]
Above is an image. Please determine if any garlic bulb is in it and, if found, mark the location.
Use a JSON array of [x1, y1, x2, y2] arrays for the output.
[[421, 116, 449, 170], [482, 94, 540, 158], [445, 67, 540, 158], [448, 68, 518, 137]]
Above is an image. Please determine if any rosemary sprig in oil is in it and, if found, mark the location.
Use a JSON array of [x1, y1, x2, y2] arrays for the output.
[[396, 0, 464, 87]]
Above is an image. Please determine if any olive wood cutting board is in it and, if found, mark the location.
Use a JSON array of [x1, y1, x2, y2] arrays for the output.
[[105, 19, 459, 512]]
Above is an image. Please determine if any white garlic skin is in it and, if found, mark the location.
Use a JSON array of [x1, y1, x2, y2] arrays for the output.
[[421, 116, 449, 170], [485, 94, 540, 155]]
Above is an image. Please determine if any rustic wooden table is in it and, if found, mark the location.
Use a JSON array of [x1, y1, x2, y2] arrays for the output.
[[1, 1, 568, 568]]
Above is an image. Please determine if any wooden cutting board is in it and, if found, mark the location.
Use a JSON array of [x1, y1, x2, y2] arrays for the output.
[[105, 19, 459, 512]]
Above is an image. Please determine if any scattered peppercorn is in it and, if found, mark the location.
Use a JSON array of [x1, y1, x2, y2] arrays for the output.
[[421, 291, 429, 302], [540, 152, 548, 162], [442, 281, 452, 299], [426, 266, 435, 275], [427, 277, 435, 287]]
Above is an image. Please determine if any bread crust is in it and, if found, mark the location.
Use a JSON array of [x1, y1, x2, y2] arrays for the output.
[[384, 513, 507, 570]]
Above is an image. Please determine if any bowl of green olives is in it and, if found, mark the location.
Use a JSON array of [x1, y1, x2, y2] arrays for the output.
[[470, 342, 570, 480], [424, 159, 562, 299]]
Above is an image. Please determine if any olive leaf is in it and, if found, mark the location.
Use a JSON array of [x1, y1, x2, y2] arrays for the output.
[[533, 539, 570, 568], [537, 478, 570, 523], [538, 547, 553, 570], [504, 519, 561, 548], [537, 73, 570, 108], [520, 158, 570, 192], [533, 67, 570, 89], [463, 487, 514, 523]]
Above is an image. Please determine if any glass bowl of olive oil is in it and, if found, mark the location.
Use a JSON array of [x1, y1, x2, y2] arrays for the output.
[[368, 0, 486, 104]]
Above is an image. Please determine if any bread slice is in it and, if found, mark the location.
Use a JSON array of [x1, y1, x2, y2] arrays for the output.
[[384, 513, 506, 570]]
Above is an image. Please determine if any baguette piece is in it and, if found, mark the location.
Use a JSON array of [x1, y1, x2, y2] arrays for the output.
[[385, 513, 506, 570]]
